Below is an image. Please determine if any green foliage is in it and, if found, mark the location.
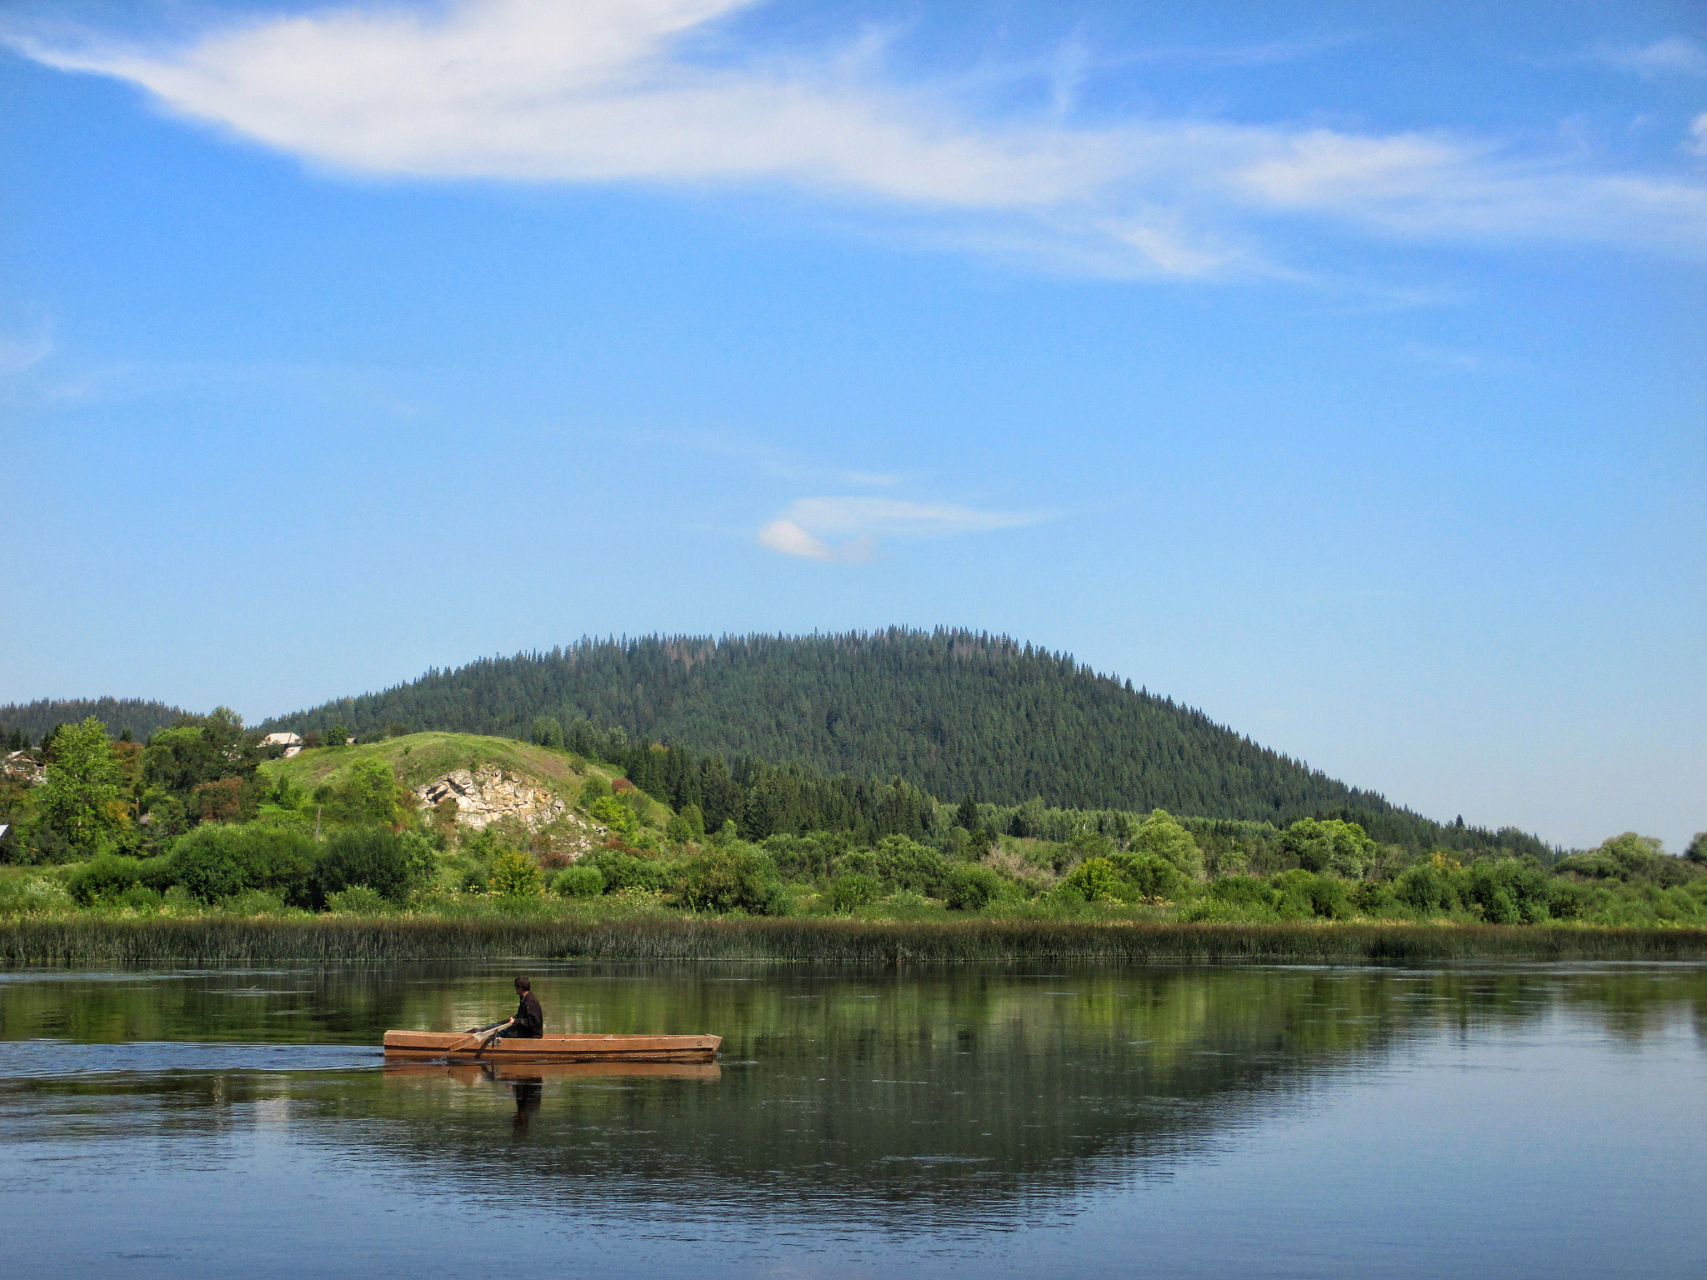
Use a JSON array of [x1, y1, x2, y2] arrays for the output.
[[1281, 818, 1376, 878], [168, 824, 318, 904], [579, 775, 613, 807], [1062, 857, 1123, 903], [589, 794, 638, 839], [1687, 832, 1707, 865], [262, 630, 1477, 835], [676, 846, 779, 913], [551, 864, 607, 898], [35, 716, 126, 857], [1271, 869, 1352, 920], [942, 863, 1008, 911], [1128, 809, 1203, 879], [833, 835, 946, 896], [1108, 852, 1189, 901], [666, 802, 706, 844], [325, 757, 412, 828], [325, 886, 387, 914], [586, 850, 671, 895], [67, 854, 145, 906], [313, 828, 425, 904], [489, 848, 543, 896], [828, 873, 882, 912]]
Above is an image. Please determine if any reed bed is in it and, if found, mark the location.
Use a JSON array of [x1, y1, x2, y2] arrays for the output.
[[2, 917, 1705, 966]]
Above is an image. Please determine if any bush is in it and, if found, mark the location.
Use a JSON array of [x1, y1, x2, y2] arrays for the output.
[[943, 864, 1008, 911], [1208, 875, 1278, 912], [325, 886, 388, 914], [834, 836, 946, 896], [1062, 857, 1123, 903], [828, 872, 881, 912], [589, 794, 639, 839], [67, 854, 145, 906], [313, 828, 422, 905], [1281, 818, 1376, 878], [586, 850, 671, 894], [1109, 852, 1188, 901], [1395, 856, 1460, 915], [551, 864, 607, 898], [677, 847, 779, 913], [168, 824, 317, 904], [1128, 810, 1203, 879], [488, 848, 543, 897], [1271, 869, 1351, 920]]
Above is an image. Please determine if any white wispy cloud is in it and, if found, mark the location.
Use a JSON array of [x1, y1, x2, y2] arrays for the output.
[[757, 495, 1043, 562], [1594, 37, 1707, 77], [10, 0, 1707, 275], [0, 325, 53, 376]]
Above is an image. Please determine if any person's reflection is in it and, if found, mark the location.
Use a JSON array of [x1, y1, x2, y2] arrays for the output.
[[511, 1080, 542, 1134]]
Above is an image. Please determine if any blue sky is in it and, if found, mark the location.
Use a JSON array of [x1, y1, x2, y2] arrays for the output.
[[2, 0, 1703, 851]]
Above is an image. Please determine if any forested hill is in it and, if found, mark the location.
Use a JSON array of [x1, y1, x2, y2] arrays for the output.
[[0, 697, 192, 745], [265, 629, 1402, 825]]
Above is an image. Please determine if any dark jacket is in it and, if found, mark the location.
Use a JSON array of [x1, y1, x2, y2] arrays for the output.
[[510, 991, 544, 1038]]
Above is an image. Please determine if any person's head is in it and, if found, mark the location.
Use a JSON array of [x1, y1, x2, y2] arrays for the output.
[[514, 974, 530, 993]]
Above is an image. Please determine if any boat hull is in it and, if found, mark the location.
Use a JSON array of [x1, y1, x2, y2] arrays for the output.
[[382, 1031, 721, 1063]]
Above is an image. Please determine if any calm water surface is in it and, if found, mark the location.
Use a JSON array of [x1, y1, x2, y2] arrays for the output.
[[1, 961, 1702, 1278]]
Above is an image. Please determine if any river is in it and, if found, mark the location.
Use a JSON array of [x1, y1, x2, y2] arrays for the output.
[[1, 961, 1702, 1277]]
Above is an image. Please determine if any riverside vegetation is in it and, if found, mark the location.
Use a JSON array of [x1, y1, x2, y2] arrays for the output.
[[1, 708, 1704, 962]]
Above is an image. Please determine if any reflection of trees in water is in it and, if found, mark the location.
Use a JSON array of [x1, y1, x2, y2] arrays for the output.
[[3, 964, 1703, 1224]]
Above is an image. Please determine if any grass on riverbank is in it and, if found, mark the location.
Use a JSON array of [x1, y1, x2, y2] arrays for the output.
[[3, 915, 1704, 966]]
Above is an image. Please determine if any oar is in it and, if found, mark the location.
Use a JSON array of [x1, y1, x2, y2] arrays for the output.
[[443, 1019, 509, 1057]]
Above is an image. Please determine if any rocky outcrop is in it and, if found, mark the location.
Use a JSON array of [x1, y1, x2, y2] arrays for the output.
[[414, 766, 569, 831]]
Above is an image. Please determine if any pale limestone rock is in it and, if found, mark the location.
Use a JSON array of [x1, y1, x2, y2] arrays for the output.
[[414, 765, 570, 832]]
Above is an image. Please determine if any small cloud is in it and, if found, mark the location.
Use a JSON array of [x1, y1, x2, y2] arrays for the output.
[[1691, 114, 1707, 159], [0, 325, 53, 375], [1595, 37, 1707, 77], [757, 519, 876, 563], [845, 472, 900, 486], [757, 495, 1045, 562], [1405, 342, 1483, 372]]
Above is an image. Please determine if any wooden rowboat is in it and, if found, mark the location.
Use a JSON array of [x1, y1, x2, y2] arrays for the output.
[[382, 1030, 721, 1064]]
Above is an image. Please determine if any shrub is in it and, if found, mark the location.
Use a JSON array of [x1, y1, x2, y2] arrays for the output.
[[325, 886, 388, 914], [943, 864, 1008, 911], [1128, 810, 1203, 880], [586, 850, 671, 894], [589, 794, 639, 839], [828, 872, 881, 912], [1394, 855, 1461, 914], [167, 824, 317, 904], [1461, 858, 1552, 924], [1208, 875, 1278, 912], [677, 847, 779, 913], [1109, 852, 1188, 901], [170, 828, 252, 902], [1062, 857, 1123, 903], [489, 848, 543, 897], [67, 854, 145, 906], [834, 835, 946, 896], [326, 757, 413, 828], [551, 864, 607, 898], [1271, 869, 1351, 920], [313, 828, 420, 905], [1281, 818, 1376, 878]]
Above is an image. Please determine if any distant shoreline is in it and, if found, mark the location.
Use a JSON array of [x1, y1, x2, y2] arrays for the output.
[[3, 917, 1704, 966]]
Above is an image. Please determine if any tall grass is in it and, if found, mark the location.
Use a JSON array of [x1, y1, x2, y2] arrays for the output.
[[2, 917, 1704, 966]]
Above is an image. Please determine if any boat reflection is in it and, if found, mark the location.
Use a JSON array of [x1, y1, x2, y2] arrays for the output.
[[382, 1059, 723, 1084]]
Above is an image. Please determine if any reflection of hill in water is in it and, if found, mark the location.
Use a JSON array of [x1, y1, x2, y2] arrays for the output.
[[4, 964, 1704, 1225]]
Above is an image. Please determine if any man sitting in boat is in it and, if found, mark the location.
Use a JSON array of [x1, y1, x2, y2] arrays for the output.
[[478, 975, 543, 1041]]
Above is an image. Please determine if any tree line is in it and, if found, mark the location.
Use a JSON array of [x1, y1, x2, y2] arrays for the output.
[[261, 628, 1485, 842]]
